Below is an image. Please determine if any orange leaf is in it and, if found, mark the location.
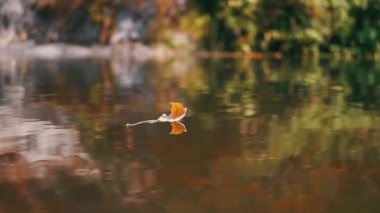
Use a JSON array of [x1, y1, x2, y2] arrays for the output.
[[169, 122, 187, 135], [169, 102, 186, 120]]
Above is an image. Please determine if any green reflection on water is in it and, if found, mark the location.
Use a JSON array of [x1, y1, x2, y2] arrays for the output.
[[72, 58, 380, 212], [1, 57, 380, 212]]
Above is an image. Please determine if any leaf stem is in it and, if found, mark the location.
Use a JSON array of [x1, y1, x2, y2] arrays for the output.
[[126, 119, 159, 127]]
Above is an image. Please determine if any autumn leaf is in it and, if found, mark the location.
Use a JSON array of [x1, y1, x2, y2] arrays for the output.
[[169, 122, 187, 135], [127, 102, 187, 136], [168, 102, 187, 120], [157, 102, 187, 122]]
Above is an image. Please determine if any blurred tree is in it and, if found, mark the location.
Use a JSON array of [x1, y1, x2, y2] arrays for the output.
[[89, 0, 115, 44], [2, 0, 378, 55], [176, 0, 379, 56], [346, 0, 380, 54]]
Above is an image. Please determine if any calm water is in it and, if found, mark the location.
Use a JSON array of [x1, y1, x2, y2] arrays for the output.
[[0, 56, 380, 213]]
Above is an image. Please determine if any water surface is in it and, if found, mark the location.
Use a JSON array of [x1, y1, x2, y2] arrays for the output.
[[0, 56, 380, 212]]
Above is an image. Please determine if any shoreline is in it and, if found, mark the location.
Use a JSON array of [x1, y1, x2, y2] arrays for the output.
[[0, 41, 176, 61], [0, 42, 378, 61]]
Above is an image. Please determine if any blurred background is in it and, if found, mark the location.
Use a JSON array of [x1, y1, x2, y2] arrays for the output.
[[0, 0, 379, 57], [0, 1, 380, 213]]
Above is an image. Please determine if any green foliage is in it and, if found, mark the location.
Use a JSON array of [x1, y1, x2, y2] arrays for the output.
[[178, 0, 380, 56], [188, 0, 257, 51], [345, 0, 380, 54], [30, 0, 380, 55]]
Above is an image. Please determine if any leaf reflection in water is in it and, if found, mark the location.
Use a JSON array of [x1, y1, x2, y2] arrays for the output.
[[169, 122, 187, 135], [126, 102, 187, 135]]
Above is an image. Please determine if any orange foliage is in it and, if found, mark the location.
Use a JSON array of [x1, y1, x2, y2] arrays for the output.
[[169, 102, 186, 119]]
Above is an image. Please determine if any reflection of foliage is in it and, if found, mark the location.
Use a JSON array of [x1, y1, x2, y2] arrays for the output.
[[150, 59, 209, 107], [152, 57, 380, 122], [18, 57, 380, 212], [234, 93, 380, 213], [261, 105, 379, 163], [218, 59, 256, 116], [221, 59, 380, 176]]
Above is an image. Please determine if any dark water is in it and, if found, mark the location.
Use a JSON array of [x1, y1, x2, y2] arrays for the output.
[[0, 56, 380, 212]]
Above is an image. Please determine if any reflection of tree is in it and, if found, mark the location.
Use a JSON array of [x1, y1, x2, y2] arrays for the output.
[[232, 59, 380, 163], [1, 58, 182, 211], [149, 58, 209, 111], [218, 59, 256, 116], [225, 59, 380, 212], [147, 58, 380, 212], [0, 58, 109, 213], [3, 56, 380, 212]]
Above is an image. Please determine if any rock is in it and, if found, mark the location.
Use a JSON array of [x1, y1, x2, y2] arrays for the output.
[[0, 41, 179, 61], [25, 44, 93, 59]]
